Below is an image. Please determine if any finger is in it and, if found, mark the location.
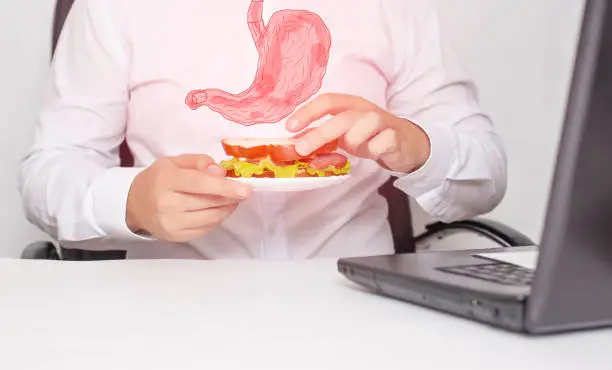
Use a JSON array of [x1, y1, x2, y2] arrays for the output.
[[291, 126, 316, 139], [173, 170, 252, 199], [169, 154, 217, 171], [342, 111, 385, 153], [294, 110, 360, 156], [180, 204, 239, 230], [286, 93, 372, 132], [179, 193, 240, 212], [166, 227, 215, 243], [205, 164, 227, 177], [367, 128, 399, 160]]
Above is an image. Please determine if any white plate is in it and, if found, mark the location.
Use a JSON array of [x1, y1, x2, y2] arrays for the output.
[[230, 175, 351, 192]]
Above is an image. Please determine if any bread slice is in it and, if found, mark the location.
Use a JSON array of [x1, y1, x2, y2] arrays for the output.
[[221, 137, 338, 162]]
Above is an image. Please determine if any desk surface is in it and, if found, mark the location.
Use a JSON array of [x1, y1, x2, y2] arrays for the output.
[[0, 258, 609, 370]]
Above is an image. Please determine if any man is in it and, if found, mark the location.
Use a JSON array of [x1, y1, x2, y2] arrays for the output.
[[18, 0, 506, 259]]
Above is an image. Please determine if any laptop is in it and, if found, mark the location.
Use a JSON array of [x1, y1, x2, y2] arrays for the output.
[[337, 0, 612, 335]]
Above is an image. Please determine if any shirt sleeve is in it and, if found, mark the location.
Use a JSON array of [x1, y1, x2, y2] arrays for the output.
[[18, 0, 150, 242], [383, 0, 508, 223]]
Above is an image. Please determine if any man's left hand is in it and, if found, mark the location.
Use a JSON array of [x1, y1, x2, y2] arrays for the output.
[[286, 93, 431, 173]]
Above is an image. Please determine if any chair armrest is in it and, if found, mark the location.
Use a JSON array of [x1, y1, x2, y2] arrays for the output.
[[21, 241, 61, 260], [414, 217, 535, 250]]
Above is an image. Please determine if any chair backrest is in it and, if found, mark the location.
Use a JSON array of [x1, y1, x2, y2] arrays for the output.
[[51, 0, 73, 57], [378, 178, 415, 253], [51, 0, 416, 254]]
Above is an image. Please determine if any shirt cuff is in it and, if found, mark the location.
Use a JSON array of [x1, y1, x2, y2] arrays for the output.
[[391, 122, 457, 202], [85, 166, 154, 241]]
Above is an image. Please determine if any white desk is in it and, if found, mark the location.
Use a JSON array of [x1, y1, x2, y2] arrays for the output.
[[0, 258, 609, 370]]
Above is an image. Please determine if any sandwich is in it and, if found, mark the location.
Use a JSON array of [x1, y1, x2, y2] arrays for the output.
[[219, 138, 351, 178]]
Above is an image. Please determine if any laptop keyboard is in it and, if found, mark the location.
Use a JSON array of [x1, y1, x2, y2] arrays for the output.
[[438, 262, 534, 286]]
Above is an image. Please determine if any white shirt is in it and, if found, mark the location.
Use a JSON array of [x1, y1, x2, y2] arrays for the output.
[[18, 0, 507, 259]]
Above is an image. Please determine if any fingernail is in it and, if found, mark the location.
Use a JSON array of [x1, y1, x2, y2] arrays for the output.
[[295, 140, 310, 155], [196, 159, 208, 171], [207, 164, 226, 176], [286, 118, 299, 131]]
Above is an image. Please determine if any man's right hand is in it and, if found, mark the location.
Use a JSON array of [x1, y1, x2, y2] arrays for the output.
[[126, 154, 252, 242]]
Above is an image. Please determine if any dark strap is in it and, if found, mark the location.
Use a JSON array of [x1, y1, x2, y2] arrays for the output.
[[52, 0, 75, 56], [378, 177, 416, 254], [60, 247, 127, 261]]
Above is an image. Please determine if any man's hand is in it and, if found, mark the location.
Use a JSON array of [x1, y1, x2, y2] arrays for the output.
[[286, 93, 431, 173], [126, 154, 252, 242]]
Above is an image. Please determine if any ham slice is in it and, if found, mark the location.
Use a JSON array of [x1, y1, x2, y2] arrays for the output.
[[304, 153, 348, 170]]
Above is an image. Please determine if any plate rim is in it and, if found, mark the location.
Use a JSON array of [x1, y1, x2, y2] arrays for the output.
[[229, 174, 351, 191]]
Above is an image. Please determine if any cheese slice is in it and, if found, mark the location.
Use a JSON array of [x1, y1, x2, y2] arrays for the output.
[[220, 157, 350, 178]]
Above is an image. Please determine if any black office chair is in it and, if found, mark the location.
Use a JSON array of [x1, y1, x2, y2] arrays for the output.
[[21, 0, 533, 261]]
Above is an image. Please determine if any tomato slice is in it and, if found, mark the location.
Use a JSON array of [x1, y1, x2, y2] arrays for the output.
[[221, 137, 338, 162]]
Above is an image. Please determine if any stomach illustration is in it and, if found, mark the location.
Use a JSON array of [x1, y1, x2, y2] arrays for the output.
[[185, 0, 332, 125]]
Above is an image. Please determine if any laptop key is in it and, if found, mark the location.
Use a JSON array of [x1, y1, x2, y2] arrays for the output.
[[437, 263, 534, 286]]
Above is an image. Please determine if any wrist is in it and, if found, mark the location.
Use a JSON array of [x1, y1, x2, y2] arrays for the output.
[[125, 208, 142, 234], [388, 118, 431, 174], [409, 122, 431, 171], [125, 199, 155, 238]]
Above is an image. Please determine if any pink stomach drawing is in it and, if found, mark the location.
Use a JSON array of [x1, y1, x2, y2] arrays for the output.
[[185, 0, 332, 125]]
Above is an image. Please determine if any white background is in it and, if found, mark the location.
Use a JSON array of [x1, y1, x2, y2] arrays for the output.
[[0, 0, 586, 257], [0, 0, 56, 258], [412, 0, 586, 245]]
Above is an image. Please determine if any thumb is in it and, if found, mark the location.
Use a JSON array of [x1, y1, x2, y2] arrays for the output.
[[169, 154, 216, 171]]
